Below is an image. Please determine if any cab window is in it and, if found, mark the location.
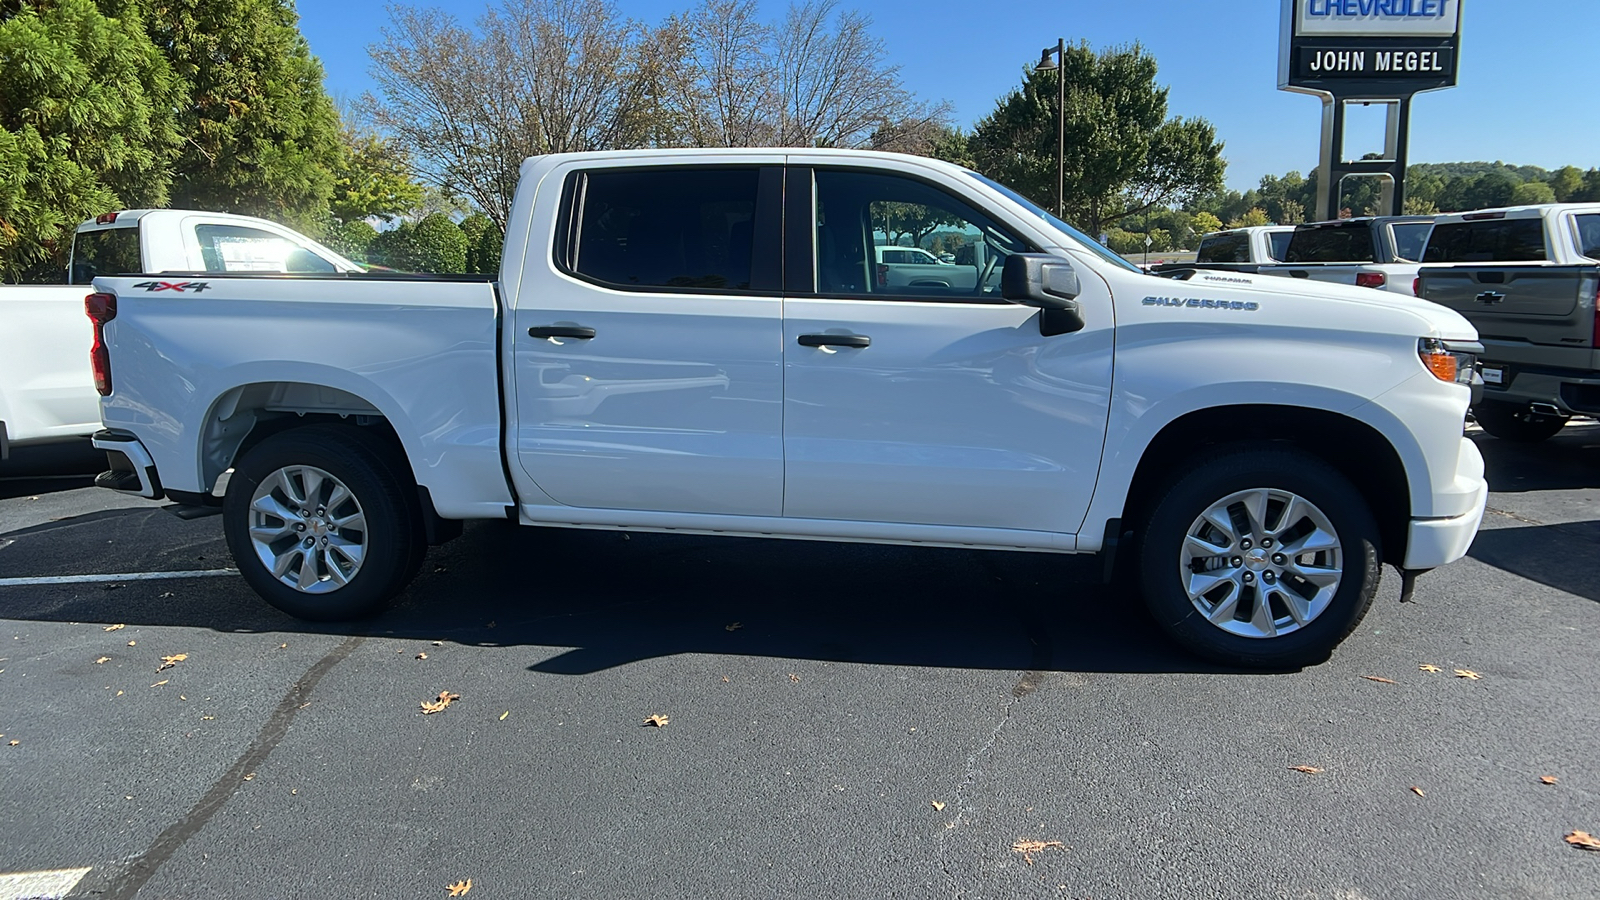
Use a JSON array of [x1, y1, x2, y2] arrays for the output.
[[813, 169, 1028, 300], [69, 226, 142, 284], [195, 224, 336, 273]]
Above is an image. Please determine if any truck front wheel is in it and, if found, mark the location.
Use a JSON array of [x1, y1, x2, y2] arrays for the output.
[[1472, 400, 1568, 443], [1136, 447, 1382, 669], [223, 425, 425, 621]]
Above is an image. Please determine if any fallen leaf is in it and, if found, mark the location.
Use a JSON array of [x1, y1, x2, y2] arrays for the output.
[[202, 716, 214, 720], [725, 622, 743, 631], [1361, 675, 1397, 684], [278, 643, 287, 649], [150, 680, 168, 687], [1454, 669, 1481, 680], [1418, 664, 1442, 673], [421, 691, 461, 714], [7, 740, 17, 746], [127, 641, 136, 647], [243, 773, 255, 781], [290, 789, 298, 795], [1541, 776, 1559, 785], [179, 695, 186, 701], [1289, 766, 1325, 775], [931, 801, 946, 811], [159, 592, 174, 599], [115, 691, 123, 696], [104, 624, 126, 632], [415, 653, 428, 660], [95, 657, 110, 664], [499, 711, 509, 721], [788, 673, 801, 683], [1565, 831, 1600, 851], [157, 653, 188, 672], [1011, 839, 1064, 865], [643, 714, 669, 727], [1410, 786, 1425, 797], [446, 879, 473, 896], [432, 641, 443, 646]]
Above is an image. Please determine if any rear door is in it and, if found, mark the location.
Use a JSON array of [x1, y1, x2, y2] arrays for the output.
[[512, 160, 786, 516], [779, 163, 1113, 535]]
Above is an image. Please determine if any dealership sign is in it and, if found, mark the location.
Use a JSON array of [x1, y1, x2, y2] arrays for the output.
[[1280, 0, 1462, 94]]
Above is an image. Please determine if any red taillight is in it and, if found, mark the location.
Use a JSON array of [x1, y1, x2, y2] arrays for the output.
[[95, 212, 118, 225], [85, 291, 116, 396], [1356, 272, 1386, 289], [1413, 276, 1422, 297]]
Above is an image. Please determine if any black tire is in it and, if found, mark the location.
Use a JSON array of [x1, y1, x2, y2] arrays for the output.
[[1135, 447, 1382, 669], [223, 424, 424, 621], [1472, 400, 1568, 443]]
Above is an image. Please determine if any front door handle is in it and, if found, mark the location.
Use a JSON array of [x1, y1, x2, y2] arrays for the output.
[[798, 333, 871, 349], [529, 326, 596, 340]]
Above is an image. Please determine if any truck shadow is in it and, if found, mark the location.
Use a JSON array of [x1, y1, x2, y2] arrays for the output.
[[1467, 518, 1600, 604], [0, 509, 1267, 676], [1473, 422, 1600, 493]]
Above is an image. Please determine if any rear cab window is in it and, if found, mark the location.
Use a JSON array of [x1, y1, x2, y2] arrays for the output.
[[1389, 222, 1432, 262], [1423, 218, 1548, 263], [70, 226, 142, 284], [1573, 214, 1600, 260], [1284, 223, 1376, 263], [1267, 231, 1292, 261], [558, 167, 762, 292], [194, 224, 337, 273], [1197, 232, 1249, 263]]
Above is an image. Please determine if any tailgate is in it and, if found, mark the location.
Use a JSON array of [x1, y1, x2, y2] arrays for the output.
[[1417, 265, 1598, 347]]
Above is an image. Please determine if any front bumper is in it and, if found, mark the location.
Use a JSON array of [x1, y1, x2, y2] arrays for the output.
[[1403, 437, 1488, 569]]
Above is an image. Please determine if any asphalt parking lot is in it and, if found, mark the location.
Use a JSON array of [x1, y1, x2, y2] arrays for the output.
[[1, 427, 1597, 899]]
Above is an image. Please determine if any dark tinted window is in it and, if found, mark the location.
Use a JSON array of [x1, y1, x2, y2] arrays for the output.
[[195, 224, 336, 273], [1267, 231, 1293, 261], [1422, 219, 1547, 262], [1574, 214, 1600, 260], [69, 226, 142, 284], [1390, 222, 1431, 261], [1196, 232, 1249, 263], [1284, 223, 1375, 263], [568, 167, 758, 291], [815, 169, 1027, 299]]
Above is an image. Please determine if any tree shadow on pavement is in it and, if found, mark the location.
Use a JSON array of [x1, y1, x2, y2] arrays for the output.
[[1468, 518, 1600, 604], [1474, 422, 1600, 493]]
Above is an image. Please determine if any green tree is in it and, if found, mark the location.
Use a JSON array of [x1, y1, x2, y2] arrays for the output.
[[322, 219, 378, 263], [1549, 166, 1585, 202], [145, 0, 341, 230], [330, 127, 424, 225], [368, 213, 468, 273], [1228, 208, 1271, 228], [458, 212, 502, 275], [0, 0, 181, 280], [1190, 211, 1223, 237], [1403, 197, 1439, 216], [1510, 181, 1555, 206], [1574, 169, 1600, 203], [966, 42, 1224, 235], [1277, 199, 1305, 225]]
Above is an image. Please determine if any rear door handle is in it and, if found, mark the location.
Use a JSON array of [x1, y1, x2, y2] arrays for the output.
[[798, 333, 871, 349], [528, 326, 596, 340]]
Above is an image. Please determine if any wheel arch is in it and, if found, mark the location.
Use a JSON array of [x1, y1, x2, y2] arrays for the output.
[[1115, 404, 1415, 566]]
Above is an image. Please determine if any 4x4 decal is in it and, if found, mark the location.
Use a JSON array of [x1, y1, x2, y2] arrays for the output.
[[132, 281, 211, 293]]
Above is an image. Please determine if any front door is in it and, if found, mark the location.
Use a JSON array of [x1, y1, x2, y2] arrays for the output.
[[781, 166, 1114, 535], [513, 162, 786, 516]]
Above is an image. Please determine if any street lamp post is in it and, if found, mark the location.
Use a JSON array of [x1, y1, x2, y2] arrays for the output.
[[1035, 38, 1065, 218]]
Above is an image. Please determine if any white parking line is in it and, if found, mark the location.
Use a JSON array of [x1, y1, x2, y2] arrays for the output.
[[0, 868, 91, 900], [0, 569, 238, 588]]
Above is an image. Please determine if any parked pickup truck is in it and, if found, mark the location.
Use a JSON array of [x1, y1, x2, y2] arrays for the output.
[[1416, 203, 1600, 441], [1256, 216, 1435, 295], [0, 210, 360, 458], [89, 149, 1488, 668], [1195, 225, 1295, 266]]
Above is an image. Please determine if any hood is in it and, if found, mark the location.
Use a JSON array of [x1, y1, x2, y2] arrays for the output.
[[1167, 269, 1479, 341]]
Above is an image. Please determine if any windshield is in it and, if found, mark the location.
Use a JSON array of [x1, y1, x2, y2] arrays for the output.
[[965, 172, 1142, 273]]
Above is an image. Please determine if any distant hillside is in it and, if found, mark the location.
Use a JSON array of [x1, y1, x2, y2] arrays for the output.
[[1409, 161, 1552, 183]]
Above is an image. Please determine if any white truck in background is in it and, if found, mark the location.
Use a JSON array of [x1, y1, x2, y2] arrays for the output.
[[1195, 225, 1296, 265], [1258, 216, 1435, 295], [90, 148, 1489, 668], [0, 210, 359, 458]]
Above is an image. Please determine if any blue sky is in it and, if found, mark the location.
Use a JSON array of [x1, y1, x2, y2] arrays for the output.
[[298, 0, 1600, 192]]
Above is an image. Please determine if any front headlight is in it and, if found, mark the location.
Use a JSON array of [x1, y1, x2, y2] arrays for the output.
[[1418, 338, 1479, 386]]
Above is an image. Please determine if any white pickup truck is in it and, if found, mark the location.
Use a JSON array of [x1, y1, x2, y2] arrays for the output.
[[0, 210, 359, 458], [89, 149, 1488, 668], [1259, 216, 1435, 295]]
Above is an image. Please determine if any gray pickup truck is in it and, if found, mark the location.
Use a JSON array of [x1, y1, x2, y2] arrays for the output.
[[1416, 203, 1600, 441]]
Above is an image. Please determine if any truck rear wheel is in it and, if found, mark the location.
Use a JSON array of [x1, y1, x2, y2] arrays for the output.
[[1136, 447, 1382, 669], [223, 425, 424, 621], [1472, 400, 1568, 443]]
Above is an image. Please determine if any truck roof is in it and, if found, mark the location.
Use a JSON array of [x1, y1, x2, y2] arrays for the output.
[[1431, 202, 1600, 224]]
